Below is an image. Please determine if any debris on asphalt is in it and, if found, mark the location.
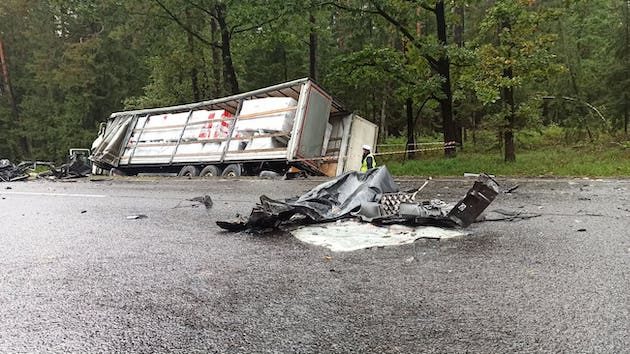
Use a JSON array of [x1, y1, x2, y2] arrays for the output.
[[126, 214, 148, 220], [464, 172, 495, 178], [503, 185, 519, 194], [577, 228, 587, 232], [479, 209, 542, 222], [0, 159, 30, 182], [189, 195, 213, 209], [80, 210, 87, 214], [217, 167, 501, 235], [37, 153, 91, 180]]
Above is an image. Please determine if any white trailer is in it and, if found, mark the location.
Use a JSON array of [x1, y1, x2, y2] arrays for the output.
[[91, 78, 378, 177]]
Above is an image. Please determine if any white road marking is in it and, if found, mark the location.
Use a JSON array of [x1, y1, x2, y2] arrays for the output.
[[1, 192, 107, 198]]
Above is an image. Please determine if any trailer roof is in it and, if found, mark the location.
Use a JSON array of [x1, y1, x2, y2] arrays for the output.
[[110, 78, 348, 118]]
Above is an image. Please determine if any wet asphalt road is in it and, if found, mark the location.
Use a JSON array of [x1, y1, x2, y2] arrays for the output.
[[0, 176, 629, 353]]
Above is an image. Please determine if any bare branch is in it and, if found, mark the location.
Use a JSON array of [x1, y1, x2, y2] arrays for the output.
[[414, 96, 433, 124], [319, 1, 379, 14], [231, 13, 285, 36], [152, 0, 220, 48], [369, 1, 439, 70], [401, 0, 436, 13], [183, 0, 218, 21]]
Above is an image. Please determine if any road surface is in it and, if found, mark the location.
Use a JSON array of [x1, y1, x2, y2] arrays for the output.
[[0, 176, 628, 353]]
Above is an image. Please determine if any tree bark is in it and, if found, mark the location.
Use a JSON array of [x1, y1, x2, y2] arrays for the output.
[[215, 3, 239, 95], [309, 10, 317, 80], [625, 0, 629, 134], [501, 20, 516, 162], [185, 11, 200, 101], [0, 36, 18, 119], [0, 35, 30, 157], [380, 93, 387, 142], [209, 14, 222, 98], [406, 97, 416, 159], [435, 1, 458, 157], [453, 3, 465, 149]]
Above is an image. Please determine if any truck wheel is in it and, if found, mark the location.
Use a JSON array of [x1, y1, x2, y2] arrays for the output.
[[178, 165, 200, 177], [200, 165, 222, 177], [221, 164, 242, 177]]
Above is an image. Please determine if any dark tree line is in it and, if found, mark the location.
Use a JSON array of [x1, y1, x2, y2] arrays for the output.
[[0, 0, 628, 162]]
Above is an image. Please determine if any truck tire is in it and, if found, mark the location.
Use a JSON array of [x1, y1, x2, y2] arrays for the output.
[[200, 165, 222, 177], [178, 165, 200, 177], [221, 164, 242, 177]]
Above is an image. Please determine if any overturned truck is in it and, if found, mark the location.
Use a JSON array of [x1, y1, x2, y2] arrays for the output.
[[91, 79, 378, 177]]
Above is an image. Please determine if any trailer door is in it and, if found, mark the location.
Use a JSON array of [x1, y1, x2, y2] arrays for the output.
[[91, 115, 135, 169], [291, 82, 333, 163], [343, 115, 378, 173]]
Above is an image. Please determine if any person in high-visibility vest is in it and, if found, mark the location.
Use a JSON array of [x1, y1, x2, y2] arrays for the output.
[[360, 144, 376, 172]]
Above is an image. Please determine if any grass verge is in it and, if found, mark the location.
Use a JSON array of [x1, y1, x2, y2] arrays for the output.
[[382, 146, 630, 177]]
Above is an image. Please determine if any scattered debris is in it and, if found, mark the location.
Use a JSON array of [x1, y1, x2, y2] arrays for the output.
[[218, 167, 500, 235], [259, 170, 281, 179], [80, 210, 87, 214], [480, 209, 542, 222], [38, 152, 91, 180], [126, 214, 148, 220], [189, 195, 213, 209], [5, 186, 12, 190], [503, 185, 519, 194], [577, 228, 587, 232], [0, 159, 30, 182], [464, 172, 495, 178], [578, 197, 591, 201]]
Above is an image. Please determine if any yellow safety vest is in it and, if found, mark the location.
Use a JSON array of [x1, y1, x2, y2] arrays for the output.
[[361, 153, 377, 172]]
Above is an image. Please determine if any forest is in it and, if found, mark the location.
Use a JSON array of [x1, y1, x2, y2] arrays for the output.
[[0, 0, 628, 164]]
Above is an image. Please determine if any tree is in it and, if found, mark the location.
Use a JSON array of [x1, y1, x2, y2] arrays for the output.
[[471, 0, 561, 161], [325, 0, 460, 156]]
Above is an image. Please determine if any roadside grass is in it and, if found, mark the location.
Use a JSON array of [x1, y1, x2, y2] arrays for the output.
[[377, 130, 630, 177]]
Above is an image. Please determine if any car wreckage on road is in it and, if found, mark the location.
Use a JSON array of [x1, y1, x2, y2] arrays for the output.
[[90, 78, 378, 177]]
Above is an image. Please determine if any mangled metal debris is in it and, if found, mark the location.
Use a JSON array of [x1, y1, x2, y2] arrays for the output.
[[217, 166, 500, 233], [0, 159, 30, 182], [1, 150, 92, 182], [37, 151, 92, 180]]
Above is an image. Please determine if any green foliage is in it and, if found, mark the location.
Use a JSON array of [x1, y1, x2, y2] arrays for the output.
[[386, 145, 630, 177], [0, 0, 627, 169]]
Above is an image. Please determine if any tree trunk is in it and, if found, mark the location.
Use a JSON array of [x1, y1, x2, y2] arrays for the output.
[[210, 15, 222, 98], [215, 3, 239, 95], [0, 36, 18, 119], [625, 0, 629, 135], [406, 97, 416, 159], [453, 4, 465, 150], [309, 10, 317, 80], [502, 56, 516, 160], [380, 94, 387, 142], [504, 130, 515, 162], [0, 35, 30, 157], [435, 1, 458, 157], [624, 100, 628, 135], [185, 11, 200, 101]]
